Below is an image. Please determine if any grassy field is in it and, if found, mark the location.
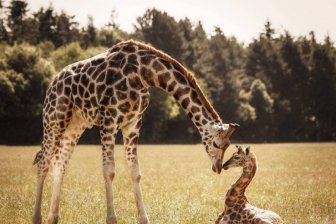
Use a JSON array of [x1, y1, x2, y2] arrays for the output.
[[0, 143, 335, 224]]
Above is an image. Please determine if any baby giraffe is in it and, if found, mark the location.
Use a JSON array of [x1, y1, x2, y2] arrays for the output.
[[215, 145, 284, 224]]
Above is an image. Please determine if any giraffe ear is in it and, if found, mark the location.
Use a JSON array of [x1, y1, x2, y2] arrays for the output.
[[236, 145, 243, 153], [245, 147, 250, 155]]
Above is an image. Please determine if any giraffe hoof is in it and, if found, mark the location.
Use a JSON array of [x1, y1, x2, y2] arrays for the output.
[[47, 214, 59, 224], [138, 214, 149, 224], [106, 215, 117, 224], [32, 214, 42, 224]]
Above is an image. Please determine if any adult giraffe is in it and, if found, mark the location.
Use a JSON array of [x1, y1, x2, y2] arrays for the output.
[[32, 40, 239, 224]]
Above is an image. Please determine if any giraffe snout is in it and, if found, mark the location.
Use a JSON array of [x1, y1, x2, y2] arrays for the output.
[[212, 160, 222, 174]]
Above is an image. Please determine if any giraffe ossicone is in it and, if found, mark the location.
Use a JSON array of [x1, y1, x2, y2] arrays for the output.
[[32, 39, 238, 224], [216, 145, 284, 224]]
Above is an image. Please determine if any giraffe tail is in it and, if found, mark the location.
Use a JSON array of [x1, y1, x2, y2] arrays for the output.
[[33, 144, 44, 165]]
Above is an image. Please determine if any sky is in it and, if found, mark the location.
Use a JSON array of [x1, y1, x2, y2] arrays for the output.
[[18, 0, 336, 43]]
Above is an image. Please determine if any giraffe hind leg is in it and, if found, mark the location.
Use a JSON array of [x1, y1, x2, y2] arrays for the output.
[[33, 131, 61, 224], [33, 78, 75, 224], [100, 116, 118, 224], [47, 110, 87, 224], [122, 118, 149, 224], [33, 119, 70, 224]]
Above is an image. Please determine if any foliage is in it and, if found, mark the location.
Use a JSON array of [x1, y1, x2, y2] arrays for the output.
[[6, 0, 28, 43], [0, 43, 55, 144], [1, 43, 54, 117], [135, 9, 185, 61], [50, 42, 106, 71], [50, 42, 86, 71], [0, 1, 335, 144]]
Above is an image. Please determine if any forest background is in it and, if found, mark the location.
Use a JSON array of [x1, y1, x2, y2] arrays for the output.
[[0, 0, 335, 144]]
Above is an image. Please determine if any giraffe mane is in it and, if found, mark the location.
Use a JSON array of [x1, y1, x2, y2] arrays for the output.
[[116, 39, 222, 123]]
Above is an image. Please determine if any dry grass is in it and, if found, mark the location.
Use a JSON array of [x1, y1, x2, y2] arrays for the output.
[[0, 143, 335, 223]]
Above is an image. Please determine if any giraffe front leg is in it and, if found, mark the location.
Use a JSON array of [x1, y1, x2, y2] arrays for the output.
[[102, 144, 117, 224], [122, 120, 149, 224], [100, 120, 118, 224], [127, 153, 149, 224]]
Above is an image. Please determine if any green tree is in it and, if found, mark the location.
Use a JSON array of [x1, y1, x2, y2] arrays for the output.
[[7, 0, 28, 43], [178, 18, 195, 69], [37, 41, 55, 58], [53, 11, 80, 46], [135, 8, 184, 60], [262, 19, 275, 40], [193, 28, 243, 122], [22, 17, 39, 44], [190, 22, 208, 64], [97, 27, 128, 47], [0, 44, 55, 144], [106, 9, 119, 29], [50, 42, 86, 71], [81, 15, 98, 48], [308, 37, 336, 140], [34, 6, 55, 43], [245, 22, 287, 140], [0, 0, 8, 42], [249, 79, 274, 140], [5, 44, 55, 115], [278, 32, 311, 140]]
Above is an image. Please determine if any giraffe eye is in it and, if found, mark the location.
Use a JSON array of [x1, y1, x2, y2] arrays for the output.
[[234, 156, 240, 160]]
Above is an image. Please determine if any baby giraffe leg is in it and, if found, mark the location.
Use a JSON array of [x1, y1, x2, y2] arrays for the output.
[[100, 118, 118, 224], [122, 119, 149, 224]]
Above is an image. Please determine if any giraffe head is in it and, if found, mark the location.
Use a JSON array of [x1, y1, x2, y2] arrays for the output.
[[204, 123, 239, 174], [222, 145, 253, 170]]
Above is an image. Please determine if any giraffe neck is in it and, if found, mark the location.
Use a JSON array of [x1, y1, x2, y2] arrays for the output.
[[151, 67, 221, 135], [130, 42, 222, 136], [225, 156, 257, 206]]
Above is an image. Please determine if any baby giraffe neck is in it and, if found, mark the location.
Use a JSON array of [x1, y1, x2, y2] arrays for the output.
[[225, 156, 257, 206]]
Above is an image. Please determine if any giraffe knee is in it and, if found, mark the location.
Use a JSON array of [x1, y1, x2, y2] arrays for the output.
[[103, 171, 115, 181], [103, 165, 115, 181], [135, 174, 141, 182], [109, 171, 115, 181], [131, 172, 141, 182]]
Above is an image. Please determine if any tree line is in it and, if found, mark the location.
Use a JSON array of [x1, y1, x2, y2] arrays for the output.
[[0, 0, 335, 144]]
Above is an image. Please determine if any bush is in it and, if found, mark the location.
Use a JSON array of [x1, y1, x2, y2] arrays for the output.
[[50, 42, 86, 71]]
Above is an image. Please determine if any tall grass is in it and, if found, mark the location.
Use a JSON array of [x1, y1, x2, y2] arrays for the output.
[[0, 143, 335, 223]]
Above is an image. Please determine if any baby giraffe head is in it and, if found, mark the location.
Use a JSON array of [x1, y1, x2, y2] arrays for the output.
[[222, 145, 253, 170], [203, 123, 239, 174]]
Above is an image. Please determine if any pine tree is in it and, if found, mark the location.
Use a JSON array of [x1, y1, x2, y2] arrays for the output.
[[34, 6, 56, 43], [53, 11, 79, 46], [135, 8, 184, 60], [81, 15, 98, 48], [0, 0, 8, 42], [7, 0, 28, 43]]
